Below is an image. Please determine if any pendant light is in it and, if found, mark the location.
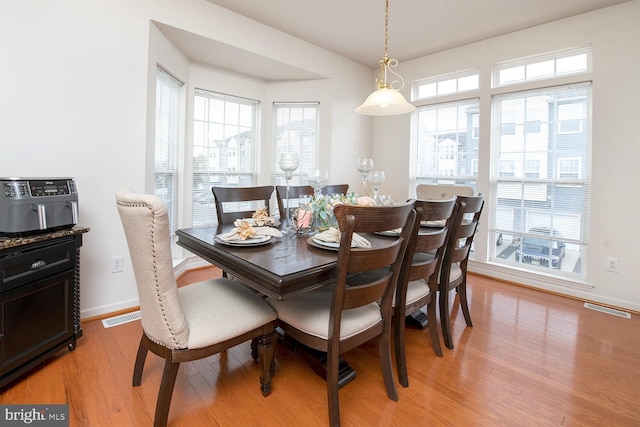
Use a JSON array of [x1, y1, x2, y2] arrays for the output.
[[355, 0, 415, 116]]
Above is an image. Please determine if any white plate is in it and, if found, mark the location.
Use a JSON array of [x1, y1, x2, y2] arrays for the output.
[[308, 237, 359, 250], [215, 234, 271, 246], [312, 238, 341, 248]]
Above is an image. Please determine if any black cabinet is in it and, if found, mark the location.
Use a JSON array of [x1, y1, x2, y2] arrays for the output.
[[0, 230, 86, 388]]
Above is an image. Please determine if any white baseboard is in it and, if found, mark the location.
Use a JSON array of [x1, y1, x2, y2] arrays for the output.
[[469, 260, 640, 313]]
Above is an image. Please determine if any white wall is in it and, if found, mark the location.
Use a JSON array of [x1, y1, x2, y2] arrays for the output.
[[373, 1, 640, 311], [0, 0, 373, 318]]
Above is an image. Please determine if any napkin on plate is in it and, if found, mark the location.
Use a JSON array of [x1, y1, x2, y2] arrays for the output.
[[313, 227, 371, 248], [251, 207, 279, 227], [219, 220, 283, 241]]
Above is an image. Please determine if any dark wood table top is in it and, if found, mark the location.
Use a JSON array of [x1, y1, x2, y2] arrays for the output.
[[176, 226, 395, 300]]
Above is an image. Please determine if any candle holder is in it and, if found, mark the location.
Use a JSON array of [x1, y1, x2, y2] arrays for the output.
[[279, 152, 299, 227]]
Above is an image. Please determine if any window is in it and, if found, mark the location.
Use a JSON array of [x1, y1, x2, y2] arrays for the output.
[[493, 47, 591, 87], [154, 67, 182, 235], [413, 99, 479, 189], [273, 103, 319, 185], [192, 89, 259, 226], [490, 83, 591, 277], [413, 70, 479, 101], [558, 158, 582, 179]]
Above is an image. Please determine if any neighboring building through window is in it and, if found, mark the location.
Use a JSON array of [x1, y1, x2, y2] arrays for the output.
[[412, 99, 479, 190], [272, 102, 319, 185], [490, 82, 591, 277]]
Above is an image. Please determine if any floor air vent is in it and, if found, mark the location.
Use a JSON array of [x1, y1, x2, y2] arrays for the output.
[[102, 310, 141, 328], [583, 303, 631, 319]]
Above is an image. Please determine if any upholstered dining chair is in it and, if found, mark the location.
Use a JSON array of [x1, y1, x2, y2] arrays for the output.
[[438, 194, 484, 350], [275, 184, 349, 220], [393, 198, 457, 387], [211, 185, 274, 225], [267, 201, 415, 427], [416, 183, 474, 200], [115, 189, 277, 427]]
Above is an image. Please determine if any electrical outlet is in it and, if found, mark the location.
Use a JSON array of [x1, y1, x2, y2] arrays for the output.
[[606, 257, 619, 273], [112, 256, 124, 273]]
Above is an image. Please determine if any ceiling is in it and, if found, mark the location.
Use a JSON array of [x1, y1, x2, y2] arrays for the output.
[[204, 0, 628, 69]]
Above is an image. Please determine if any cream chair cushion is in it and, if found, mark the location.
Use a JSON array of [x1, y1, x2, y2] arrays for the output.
[[179, 279, 276, 349], [267, 286, 382, 341]]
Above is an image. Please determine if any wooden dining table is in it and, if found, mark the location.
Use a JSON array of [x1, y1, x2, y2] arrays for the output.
[[176, 225, 341, 299], [175, 224, 397, 386]]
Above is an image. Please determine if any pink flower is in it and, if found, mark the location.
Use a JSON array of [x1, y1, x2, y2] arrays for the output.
[[356, 196, 376, 206]]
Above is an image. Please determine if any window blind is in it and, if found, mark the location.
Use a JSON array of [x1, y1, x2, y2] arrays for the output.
[[154, 67, 182, 235]]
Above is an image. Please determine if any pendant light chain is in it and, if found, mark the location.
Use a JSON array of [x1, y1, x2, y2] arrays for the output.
[[384, 0, 389, 60]]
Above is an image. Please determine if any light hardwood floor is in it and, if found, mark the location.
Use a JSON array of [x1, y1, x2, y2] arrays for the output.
[[1, 269, 638, 426]]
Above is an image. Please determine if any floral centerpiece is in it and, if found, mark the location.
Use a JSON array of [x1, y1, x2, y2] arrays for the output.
[[312, 193, 376, 231]]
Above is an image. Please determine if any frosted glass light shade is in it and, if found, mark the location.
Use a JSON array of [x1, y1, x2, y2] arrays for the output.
[[355, 87, 416, 116]]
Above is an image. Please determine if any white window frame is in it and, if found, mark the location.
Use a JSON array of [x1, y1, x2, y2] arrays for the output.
[[492, 47, 591, 88], [192, 89, 259, 227], [490, 82, 591, 278], [413, 69, 480, 101]]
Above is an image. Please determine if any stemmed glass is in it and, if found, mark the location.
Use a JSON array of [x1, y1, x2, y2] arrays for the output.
[[356, 158, 374, 195], [279, 152, 299, 226], [368, 170, 385, 203], [307, 169, 329, 199]]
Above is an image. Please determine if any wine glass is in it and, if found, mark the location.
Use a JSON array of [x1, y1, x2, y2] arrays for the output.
[[368, 170, 385, 203], [356, 158, 374, 195], [307, 169, 329, 199], [279, 152, 299, 226]]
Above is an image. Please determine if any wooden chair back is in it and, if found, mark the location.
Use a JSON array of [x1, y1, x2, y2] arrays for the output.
[[333, 201, 415, 336], [393, 198, 457, 384], [275, 185, 313, 219], [211, 185, 274, 225], [438, 194, 484, 349], [276, 184, 349, 219]]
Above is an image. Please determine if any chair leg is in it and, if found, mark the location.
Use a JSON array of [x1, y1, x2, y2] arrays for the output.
[[154, 359, 180, 427], [427, 297, 443, 357], [250, 338, 258, 361], [326, 346, 341, 427], [378, 329, 399, 401], [393, 312, 409, 387], [439, 289, 454, 350], [458, 281, 473, 327], [257, 331, 275, 397], [132, 335, 148, 387]]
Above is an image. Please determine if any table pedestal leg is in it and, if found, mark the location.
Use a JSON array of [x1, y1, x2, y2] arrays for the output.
[[277, 328, 356, 388], [407, 308, 428, 329]]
